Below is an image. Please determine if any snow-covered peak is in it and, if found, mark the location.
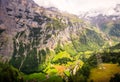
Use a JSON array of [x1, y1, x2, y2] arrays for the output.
[[79, 4, 120, 18]]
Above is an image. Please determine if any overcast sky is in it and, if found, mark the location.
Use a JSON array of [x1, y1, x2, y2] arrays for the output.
[[33, 0, 120, 15]]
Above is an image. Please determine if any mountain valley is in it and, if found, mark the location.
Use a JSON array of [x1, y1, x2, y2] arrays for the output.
[[0, 0, 120, 82]]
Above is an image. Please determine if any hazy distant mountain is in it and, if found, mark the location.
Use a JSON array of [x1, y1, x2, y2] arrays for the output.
[[79, 4, 120, 18], [79, 4, 120, 41]]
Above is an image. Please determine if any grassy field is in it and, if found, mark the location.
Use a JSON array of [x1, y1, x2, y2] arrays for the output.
[[23, 73, 46, 81], [88, 63, 120, 82]]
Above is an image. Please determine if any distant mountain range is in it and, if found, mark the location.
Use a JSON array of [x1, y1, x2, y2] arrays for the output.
[[79, 4, 120, 42], [79, 4, 120, 18]]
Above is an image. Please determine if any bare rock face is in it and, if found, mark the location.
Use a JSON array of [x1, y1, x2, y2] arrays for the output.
[[0, 0, 72, 57], [0, 0, 38, 57]]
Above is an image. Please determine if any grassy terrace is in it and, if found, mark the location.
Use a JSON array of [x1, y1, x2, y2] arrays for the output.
[[88, 63, 120, 82]]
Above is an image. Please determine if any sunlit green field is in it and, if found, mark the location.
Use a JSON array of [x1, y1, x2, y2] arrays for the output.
[[88, 63, 120, 82]]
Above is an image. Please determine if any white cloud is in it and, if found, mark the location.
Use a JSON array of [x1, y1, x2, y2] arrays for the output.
[[33, 0, 120, 15]]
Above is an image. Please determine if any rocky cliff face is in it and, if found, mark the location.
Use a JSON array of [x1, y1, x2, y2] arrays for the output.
[[0, 0, 38, 57], [0, 0, 68, 56], [0, 0, 106, 73]]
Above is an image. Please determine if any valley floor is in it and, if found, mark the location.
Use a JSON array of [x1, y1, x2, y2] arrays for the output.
[[88, 63, 120, 82]]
